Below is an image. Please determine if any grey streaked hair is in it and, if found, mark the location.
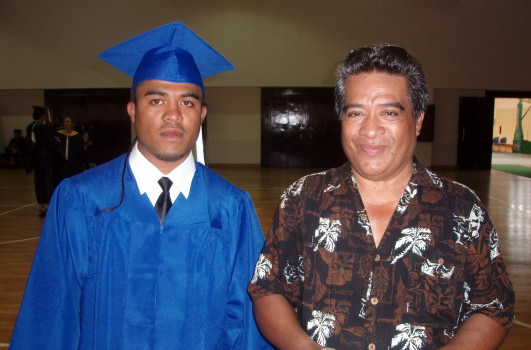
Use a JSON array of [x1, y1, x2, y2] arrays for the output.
[[335, 44, 428, 120]]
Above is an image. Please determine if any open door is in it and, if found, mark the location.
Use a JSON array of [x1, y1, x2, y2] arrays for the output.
[[457, 97, 493, 170]]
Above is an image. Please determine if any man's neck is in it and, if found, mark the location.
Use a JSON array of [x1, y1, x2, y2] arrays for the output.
[[352, 163, 413, 205]]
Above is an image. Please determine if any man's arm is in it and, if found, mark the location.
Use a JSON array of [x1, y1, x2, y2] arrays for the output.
[[10, 180, 83, 349], [253, 294, 323, 350], [441, 313, 510, 350]]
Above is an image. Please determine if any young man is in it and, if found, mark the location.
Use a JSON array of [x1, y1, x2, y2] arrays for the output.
[[248, 44, 514, 349], [11, 22, 272, 349]]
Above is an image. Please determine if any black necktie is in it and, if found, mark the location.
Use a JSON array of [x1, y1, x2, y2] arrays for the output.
[[155, 177, 172, 224]]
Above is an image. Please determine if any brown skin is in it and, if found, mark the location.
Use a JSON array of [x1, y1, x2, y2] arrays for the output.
[[440, 314, 509, 349], [253, 295, 322, 350], [253, 71, 509, 349], [127, 80, 207, 174], [340, 72, 423, 246], [341, 72, 423, 185], [62, 117, 74, 134]]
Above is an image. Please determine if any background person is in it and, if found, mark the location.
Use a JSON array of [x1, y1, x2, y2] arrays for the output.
[[248, 44, 514, 350], [4, 128, 25, 167], [24, 106, 64, 217], [56, 116, 85, 178]]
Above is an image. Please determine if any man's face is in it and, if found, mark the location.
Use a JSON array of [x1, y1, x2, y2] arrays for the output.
[[340, 71, 424, 182], [63, 118, 73, 130], [127, 80, 207, 173]]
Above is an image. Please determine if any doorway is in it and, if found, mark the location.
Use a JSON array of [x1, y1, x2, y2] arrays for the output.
[[457, 90, 531, 170]]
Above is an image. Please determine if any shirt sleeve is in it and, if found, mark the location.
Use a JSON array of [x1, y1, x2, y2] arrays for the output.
[[248, 183, 306, 310], [10, 179, 87, 349], [461, 200, 515, 327]]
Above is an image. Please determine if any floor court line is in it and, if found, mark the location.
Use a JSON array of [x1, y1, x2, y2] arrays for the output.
[[514, 320, 531, 329], [0, 236, 39, 245], [0, 202, 36, 216]]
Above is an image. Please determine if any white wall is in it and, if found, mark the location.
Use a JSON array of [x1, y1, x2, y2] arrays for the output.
[[432, 89, 485, 167], [0, 90, 45, 150], [203, 87, 261, 164], [0, 1, 529, 91]]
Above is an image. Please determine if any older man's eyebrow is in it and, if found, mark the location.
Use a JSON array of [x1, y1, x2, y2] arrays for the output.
[[380, 103, 405, 110], [342, 103, 363, 112]]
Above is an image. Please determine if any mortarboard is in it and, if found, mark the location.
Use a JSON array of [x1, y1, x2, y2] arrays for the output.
[[97, 22, 234, 91], [32, 106, 47, 118], [98, 22, 234, 164]]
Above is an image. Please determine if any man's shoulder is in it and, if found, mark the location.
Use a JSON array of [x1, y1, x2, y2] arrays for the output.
[[415, 164, 481, 202], [290, 163, 349, 190], [278, 163, 350, 207], [196, 163, 248, 198], [70, 154, 127, 186]]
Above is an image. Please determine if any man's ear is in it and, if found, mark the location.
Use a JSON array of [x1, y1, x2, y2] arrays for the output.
[[415, 112, 425, 136], [127, 102, 136, 124], [200, 105, 207, 123]]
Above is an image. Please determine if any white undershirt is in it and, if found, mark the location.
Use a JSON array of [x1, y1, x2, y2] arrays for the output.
[[128, 143, 196, 206]]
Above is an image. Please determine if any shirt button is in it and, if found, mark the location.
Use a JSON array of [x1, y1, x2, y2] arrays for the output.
[[374, 254, 381, 262], [438, 258, 445, 265], [368, 343, 376, 350], [370, 297, 378, 305]]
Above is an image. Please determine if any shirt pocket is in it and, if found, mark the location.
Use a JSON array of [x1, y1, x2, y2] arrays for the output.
[[405, 248, 466, 326]]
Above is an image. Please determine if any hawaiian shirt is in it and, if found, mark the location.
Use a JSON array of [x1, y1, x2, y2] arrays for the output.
[[248, 160, 514, 350]]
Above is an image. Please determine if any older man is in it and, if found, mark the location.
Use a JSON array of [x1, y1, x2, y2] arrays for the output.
[[11, 22, 272, 350], [249, 44, 514, 350]]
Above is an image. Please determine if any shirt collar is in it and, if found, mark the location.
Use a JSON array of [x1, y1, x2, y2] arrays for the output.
[[129, 142, 196, 206]]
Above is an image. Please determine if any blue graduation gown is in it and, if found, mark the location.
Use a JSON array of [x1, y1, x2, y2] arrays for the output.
[[10, 154, 272, 350]]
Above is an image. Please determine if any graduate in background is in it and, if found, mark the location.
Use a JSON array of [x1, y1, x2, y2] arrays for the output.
[[56, 116, 85, 179], [24, 106, 64, 217], [11, 22, 272, 350]]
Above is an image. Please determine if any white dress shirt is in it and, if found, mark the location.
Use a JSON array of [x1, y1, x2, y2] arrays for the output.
[[129, 143, 196, 206]]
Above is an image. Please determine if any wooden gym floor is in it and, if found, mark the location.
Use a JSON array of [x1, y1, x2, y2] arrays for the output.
[[0, 165, 530, 348]]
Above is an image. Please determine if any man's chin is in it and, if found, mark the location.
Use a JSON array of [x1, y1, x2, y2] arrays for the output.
[[154, 152, 186, 163]]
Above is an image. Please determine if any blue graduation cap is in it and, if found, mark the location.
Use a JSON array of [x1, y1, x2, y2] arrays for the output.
[[98, 22, 234, 91]]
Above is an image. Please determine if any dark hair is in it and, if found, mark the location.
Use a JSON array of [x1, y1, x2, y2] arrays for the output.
[[32, 107, 46, 120], [335, 44, 428, 120]]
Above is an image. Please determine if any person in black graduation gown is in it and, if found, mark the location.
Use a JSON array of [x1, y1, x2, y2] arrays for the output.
[[56, 116, 85, 179], [25, 106, 64, 217]]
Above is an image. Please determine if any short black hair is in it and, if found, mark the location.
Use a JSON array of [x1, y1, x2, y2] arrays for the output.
[[335, 44, 428, 120]]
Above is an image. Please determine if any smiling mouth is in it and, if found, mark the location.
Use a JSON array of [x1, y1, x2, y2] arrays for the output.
[[359, 143, 386, 155]]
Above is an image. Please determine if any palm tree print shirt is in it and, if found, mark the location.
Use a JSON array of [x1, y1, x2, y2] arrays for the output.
[[248, 160, 514, 349]]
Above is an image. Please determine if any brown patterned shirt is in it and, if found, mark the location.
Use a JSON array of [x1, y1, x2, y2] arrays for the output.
[[248, 161, 514, 350]]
